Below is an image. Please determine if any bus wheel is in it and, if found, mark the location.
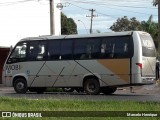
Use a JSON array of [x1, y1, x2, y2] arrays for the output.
[[84, 78, 100, 95], [62, 88, 74, 92], [13, 77, 28, 94], [101, 87, 117, 95]]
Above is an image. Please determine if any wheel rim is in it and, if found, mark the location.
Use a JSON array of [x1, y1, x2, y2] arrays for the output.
[[16, 82, 25, 90], [87, 83, 96, 92]]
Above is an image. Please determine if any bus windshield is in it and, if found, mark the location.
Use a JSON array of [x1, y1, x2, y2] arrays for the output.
[[7, 42, 27, 63], [139, 34, 156, 57]]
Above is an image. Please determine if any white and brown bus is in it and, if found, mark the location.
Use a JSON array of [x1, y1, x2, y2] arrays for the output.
[[2, 31, 156, 94]]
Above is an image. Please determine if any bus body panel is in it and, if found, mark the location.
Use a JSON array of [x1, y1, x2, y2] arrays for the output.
[[131, 31, 143, 84], [97, 59, 130, 86], [3, 59, 131, 88]]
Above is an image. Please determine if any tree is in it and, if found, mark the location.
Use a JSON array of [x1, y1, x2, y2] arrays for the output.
[[141, 15, 158, 38], [141, 15, 158, 48], [110, 16, 141, 32], [61, 13, 77, 35], [153, 0, 158, 6], [110, 16, 158, 48]]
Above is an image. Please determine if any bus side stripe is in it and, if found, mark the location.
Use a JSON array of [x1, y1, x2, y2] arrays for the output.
[[97, 59, 130, 82]]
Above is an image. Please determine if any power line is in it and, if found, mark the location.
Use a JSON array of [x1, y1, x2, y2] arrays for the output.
[[64, 2, 157, 17], [0, 0, 34, 6], [66, 2, 89, 10], [63, 0, 156, 9]]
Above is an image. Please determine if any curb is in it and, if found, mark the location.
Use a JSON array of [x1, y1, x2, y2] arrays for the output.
[[0, 84, 4, 87]]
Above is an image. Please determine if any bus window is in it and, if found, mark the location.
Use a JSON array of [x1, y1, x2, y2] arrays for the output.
[[139, 34, 156, 57], [28, 41, 38, 61], [48, 40, 61, 60], [74, 38, 101, 60], [7, 42, 27, 63], [114, 39, 126, 58], [87, 38, 101, 59], [101, 36, 133, 59], [101, 37, 115, 58], [61, 39, 73, 60], [74, 39, 87, 59], [124, 43, 128, 52], [28, 41, 47, 61], [37, 44, 46, 60]]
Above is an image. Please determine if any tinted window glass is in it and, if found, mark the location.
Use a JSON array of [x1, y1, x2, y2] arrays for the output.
[[61, 39, 73, 60], [74, 38, 101, 59], [28, 41, 47, 61], [74, 39, 87, 59], [101, 36, 133, 58], [48, 39, 73, 60], [140, 34, 156, 57], [74, 36, 133, 60], [7, 42, 27, 63], [48, 40, 61, 60], [87, 38, 101, 59]]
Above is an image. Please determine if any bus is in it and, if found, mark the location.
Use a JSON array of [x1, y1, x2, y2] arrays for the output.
[[2, 31, 156, 94]]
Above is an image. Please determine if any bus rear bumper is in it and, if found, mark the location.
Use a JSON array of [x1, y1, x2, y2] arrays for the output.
[[142, 77, 156, 85]]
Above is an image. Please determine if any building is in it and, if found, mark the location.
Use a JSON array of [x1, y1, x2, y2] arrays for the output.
[[0, 47, 10, 84]]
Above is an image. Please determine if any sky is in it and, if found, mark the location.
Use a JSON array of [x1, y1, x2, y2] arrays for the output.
[[0, 0, 158, 47]]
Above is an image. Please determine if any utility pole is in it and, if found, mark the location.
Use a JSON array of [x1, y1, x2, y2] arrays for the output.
[[158, 0, 160, 59], [87, 9, 96, 34], [50, 0, 55, 35]]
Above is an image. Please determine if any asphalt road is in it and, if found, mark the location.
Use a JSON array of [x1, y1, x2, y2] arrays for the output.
[[0, 84, 160, 102]]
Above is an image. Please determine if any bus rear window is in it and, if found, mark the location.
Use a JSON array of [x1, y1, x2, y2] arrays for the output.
[[139, 34, 156, 57]]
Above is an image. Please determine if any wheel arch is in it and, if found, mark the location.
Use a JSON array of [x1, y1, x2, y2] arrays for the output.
[[83, 74, 100, 87], [12, 74, 28, 86]]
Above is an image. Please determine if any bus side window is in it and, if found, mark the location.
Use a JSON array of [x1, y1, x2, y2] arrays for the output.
[[114, 41, 124, 58], [61, 40, 73, 60], [86, 45, 92, 59], [36, 44, 46, 60], [48, 40, 61, 60], [87, 38, 101, 59], [28, 41, 47, 61], [74, 39, 87, 60], [114, 37, 129, 58], [101, 37, 115, 59], [110, 43, 115, 58], [124, 43, 128, 52], [28, 44, 39, 61], [101, 43, 106, 54]]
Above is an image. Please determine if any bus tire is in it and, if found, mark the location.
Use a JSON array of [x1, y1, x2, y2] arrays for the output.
[[13, 77, 28, 94], [84, 78, 100, 95], [101, 87, 117, 95]]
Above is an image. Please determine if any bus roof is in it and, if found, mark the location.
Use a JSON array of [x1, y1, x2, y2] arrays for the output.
[[19, 31, 146, 42]]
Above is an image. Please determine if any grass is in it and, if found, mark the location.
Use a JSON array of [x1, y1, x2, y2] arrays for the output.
[[0, 97, 160, 120]]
